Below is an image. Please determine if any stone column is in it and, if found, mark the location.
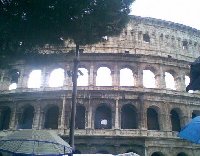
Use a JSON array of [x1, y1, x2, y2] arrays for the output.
[[0, 71, 4, 90], [156, 67, 165, 89], [64, 64, 72, 88], [114, 98, 120, 129], [33, 104, 41, 129], [41, 67, 50, 88], [17, 68, 25, 89], [113, 65, 120, 89], [135, 66, 143, 88], [138, 94, 146, 129], [87, 99, 92, 129], [176, 74, 185, 91], [89, 64, 94, 88], [60, 95, 66, 130], [2, 76, 10, 90], [39, 110, 45, 129], [10, 104, 17, 130], [20, 68, 30, 88]]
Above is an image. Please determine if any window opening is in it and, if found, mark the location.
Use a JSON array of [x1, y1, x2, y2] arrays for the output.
[[165, 72, 176, 90], [120, 68, 134, 86], [96, 67, 112, 86], [49, 68, 64, 87], [143, 70, 156, 88], [170, 109, 181, 131], [44, 106, 59, 129], [77, 68, 88, 86], [143, 33, 150, 43], [121, 104, 137, 129], [147, 108, 160, 130], [28, 70, 42, 88], [95, 105, 112, 129]]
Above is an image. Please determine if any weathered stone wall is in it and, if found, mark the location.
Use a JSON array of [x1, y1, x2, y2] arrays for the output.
[[1, 16, 200, 156]]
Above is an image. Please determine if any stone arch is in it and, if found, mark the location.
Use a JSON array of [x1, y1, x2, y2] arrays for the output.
[[147, 107, 160, 130], [75, 105, 86, 129], [77, 67, 89, 86], [44, 105, 59, 129], [0, 106, 11, 130], [143, 33, 150, 43], [96, 66, 112, 86], [94, 104, 112, 129], [170, 108, 181, 132], [120, 68, 134, 86], [151, 151, 165, 156], [27, 69, 42, 88], [121, 104, 138, 129], [177, 152, 188, 156], [192, 110, 200, 118], [164, 69, 177, 90], [143, 66, 157, 88], [18, 105, 34, 129], [49, 68, 65, 87]]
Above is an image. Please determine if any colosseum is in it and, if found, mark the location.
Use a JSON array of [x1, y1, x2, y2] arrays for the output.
[[1, 15, 200, 156]]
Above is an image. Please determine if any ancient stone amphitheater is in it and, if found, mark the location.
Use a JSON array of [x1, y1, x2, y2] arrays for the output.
[[1, 15, 200, 156]]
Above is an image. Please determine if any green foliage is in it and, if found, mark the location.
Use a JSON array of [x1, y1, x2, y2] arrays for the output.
[[0, 0, 134, 66]]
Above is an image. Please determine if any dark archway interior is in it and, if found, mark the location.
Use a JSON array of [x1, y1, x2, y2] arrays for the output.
[[75, 105, 86, 129], [171, 109, 181, 131], [44, 106, 59, 129], [95, 105, 112, 129], [147, 108, 160, 130], [0, 107, 11, 130], [121, 104, 137, 129], [19, 106, 34, 129]]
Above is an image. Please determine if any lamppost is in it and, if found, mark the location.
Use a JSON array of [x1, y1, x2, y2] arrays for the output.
[[69, 45, 79, 152]]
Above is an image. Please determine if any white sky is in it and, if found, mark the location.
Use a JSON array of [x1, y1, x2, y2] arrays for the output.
[[130, 0, 200, 30]]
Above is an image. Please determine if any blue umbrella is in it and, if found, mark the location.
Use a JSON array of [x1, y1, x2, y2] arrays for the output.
[[178, 116, 200, 144]]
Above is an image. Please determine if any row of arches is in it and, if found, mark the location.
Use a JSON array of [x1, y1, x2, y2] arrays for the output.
[[1, 103, 198, 131], [7, 67, 191, 92]]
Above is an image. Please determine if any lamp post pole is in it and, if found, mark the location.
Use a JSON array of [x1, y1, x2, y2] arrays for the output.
[[69, 44, 79, 151]]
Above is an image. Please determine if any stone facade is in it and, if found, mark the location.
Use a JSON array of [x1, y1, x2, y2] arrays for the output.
[[1, 16, 200, 156]]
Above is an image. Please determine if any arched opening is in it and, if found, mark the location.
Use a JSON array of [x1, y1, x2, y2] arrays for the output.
[[95, 105, 112, 129], [185, 75, 193, 93], [0, 107, 11, 130], [49, 68, 64, 87], [143, 33, 150, 43], [8, 69, 20, 90], [143, 70, 156, 88], [96, 67, 112, 86], [177, 152, 188, 156], [147, 108, 160, 130], [192, 110, 200, 118], [44, 106, 59, 129], [151, 152, 164, 156], [18, 105, 34, 129], [28, 70, 42, 88], [75, 105, 86, 129], [121, 104, 137, 129], [120, 68, 134, 86], [77, 68, 89, 86], [170, 109, 181, 131], [165, 72, 176, 90]]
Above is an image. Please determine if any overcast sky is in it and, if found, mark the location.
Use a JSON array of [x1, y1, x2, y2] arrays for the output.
[[130, 0, 200, 30]]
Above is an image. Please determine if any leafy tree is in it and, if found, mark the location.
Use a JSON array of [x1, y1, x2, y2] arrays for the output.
[[0, 0, 134, 149], [0, 0, 134, 64]]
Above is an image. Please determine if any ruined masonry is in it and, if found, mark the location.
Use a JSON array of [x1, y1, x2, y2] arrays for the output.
[[1, 16, 200, 156]]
